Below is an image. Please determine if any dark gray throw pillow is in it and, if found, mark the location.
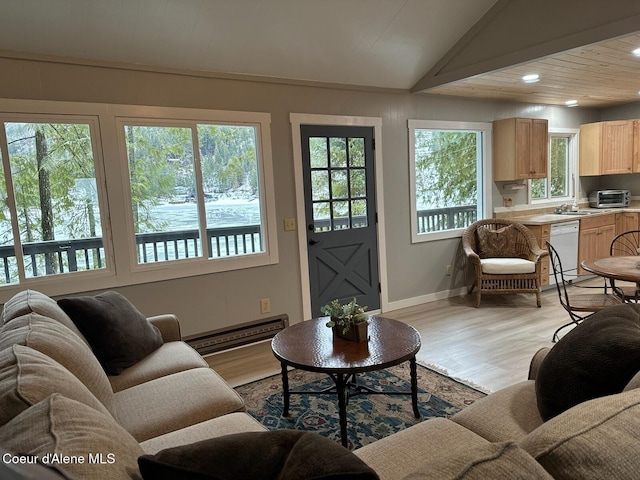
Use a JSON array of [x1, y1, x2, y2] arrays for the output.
[[138, 430, 380, 480], [57, 291, 163, 375], [535, 304, 640, 421]]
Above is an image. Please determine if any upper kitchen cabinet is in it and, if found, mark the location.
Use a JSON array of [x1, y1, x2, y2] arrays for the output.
[[579, 120, 633, 176], [493, 118, 548, 181]]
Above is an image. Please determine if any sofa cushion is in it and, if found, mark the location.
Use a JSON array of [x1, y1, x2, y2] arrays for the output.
[[0, 313, 115, 415], [401, 442, 552, 480], [114, 367, 245, 442], [476, 224, 519, 258], [109, 341, 208, 392], [58, 291, 163, 375], [535, 304, 640, 421], [0, 344, 112, 427], [140, 412, 267, 455], [452, 380, 543, 442], [520, 389, 640, 480], [1, 289, 88, 343], [138, 430, 380, 480], [0, 394, 144, 480], [354, 418, 491, 480]]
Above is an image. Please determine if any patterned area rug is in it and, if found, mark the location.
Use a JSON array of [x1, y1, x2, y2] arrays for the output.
[[235, 363, 486, 450]]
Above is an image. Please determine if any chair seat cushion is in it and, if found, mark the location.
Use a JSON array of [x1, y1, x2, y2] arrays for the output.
[[480, 258, 535, 274]]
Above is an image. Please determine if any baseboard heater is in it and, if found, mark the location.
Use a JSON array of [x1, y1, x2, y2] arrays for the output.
[[184, 314, 289, 355]]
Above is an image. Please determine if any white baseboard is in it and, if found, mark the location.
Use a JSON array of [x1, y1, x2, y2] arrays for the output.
[[385, 287, 468, 312]]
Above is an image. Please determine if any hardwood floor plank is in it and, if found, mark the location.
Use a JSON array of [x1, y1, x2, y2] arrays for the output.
[[206, 286, 584, 392]]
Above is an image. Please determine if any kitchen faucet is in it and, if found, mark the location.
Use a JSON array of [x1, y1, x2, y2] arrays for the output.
[[554, 203, 569, 214]]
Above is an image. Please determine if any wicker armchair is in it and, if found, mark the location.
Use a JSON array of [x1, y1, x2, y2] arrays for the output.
[[462, 219, 548, 307]]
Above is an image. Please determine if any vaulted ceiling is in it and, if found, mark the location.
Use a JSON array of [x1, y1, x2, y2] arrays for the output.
[[2, 0, 640, 108]]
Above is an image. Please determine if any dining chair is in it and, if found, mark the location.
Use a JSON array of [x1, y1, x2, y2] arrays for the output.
[[546, 241, 623, 342], [610, 230, 640, 302]]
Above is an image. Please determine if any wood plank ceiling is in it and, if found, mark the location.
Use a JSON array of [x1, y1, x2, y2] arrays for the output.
[[423, 32, 640, 108]]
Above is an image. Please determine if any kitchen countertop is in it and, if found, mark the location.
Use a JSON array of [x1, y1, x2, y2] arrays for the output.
[[509, 207, 640, 225]]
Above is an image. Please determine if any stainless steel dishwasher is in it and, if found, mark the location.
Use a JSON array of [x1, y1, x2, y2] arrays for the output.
[[548, 221, 579, 286]]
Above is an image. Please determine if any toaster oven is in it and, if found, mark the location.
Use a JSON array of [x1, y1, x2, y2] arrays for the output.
[[588, 189, 631, 208]]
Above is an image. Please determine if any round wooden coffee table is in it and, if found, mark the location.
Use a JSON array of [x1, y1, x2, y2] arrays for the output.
[[271, 315, 422, 447]]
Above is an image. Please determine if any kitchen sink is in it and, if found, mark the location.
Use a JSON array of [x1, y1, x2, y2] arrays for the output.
[[558, 211, 596, 215]]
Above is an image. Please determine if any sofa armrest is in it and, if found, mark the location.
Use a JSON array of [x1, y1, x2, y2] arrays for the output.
[[148, 314, 182, 342], [528, 347, 551, 380]]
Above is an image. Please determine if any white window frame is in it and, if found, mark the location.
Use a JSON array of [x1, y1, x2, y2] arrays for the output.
[[529, 128, 578, 205], [0, 99, 278, 302], [408, 119, 492, 243], [0, 112, 115, 290]]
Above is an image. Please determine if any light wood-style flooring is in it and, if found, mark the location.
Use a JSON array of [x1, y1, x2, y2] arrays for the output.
[[206, 285, 580, 393]]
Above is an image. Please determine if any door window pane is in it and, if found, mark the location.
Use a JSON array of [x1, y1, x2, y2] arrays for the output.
[[4, 121, 105, 279], [348, 138, 365, 167], [351, 200, 368, 228], [311, 171, 329, 201], [313, 202, 330, 231], [329, 137, 347, 168], [309, 137, 328, 168], [350, 170, 366, 198]]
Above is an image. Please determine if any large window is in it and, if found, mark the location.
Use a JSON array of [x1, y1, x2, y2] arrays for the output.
[[409, 120, 491, 242], [531, 131, 576, 203], [120, 121, 265, 264], [0, 116, 107, 285], [0, 100, 276, 300]]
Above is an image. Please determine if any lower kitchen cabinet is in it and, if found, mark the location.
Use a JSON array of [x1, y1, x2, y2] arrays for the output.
[[526, 224, 550, 286], [578, 214, 616, 273], [615, 212, 640, 235]]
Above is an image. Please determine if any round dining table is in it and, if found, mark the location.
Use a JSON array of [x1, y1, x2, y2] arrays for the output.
[[581, 256, 640, 284]]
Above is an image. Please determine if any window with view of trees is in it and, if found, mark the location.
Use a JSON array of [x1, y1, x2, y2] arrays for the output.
[[409, 120, 489, 242], [0, 101, 276, 295], [0, 118, 106, 285], [121, 122, 264, 264], [531, 134, 572, 202]]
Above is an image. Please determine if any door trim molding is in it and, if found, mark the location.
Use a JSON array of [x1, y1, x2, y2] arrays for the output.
[[290, 113, 387, 321]]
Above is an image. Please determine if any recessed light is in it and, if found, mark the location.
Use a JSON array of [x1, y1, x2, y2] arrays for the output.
[[632, 48, 640, 57], [522, 74, 540, 83], [565, 100, 578, 107]]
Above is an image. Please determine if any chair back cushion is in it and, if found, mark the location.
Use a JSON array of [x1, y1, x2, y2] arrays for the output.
[[476, 224, 520, 258]]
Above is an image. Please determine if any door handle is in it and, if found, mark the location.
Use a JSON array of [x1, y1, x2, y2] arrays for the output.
[[308, 239, 320, 246]]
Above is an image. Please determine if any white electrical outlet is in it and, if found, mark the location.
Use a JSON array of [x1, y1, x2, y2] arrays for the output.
[[260, 298, 271, 314], [446, 265, 452, 276]]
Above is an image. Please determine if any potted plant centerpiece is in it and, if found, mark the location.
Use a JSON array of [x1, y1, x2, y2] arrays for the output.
[[321, 298, 369, 343]]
